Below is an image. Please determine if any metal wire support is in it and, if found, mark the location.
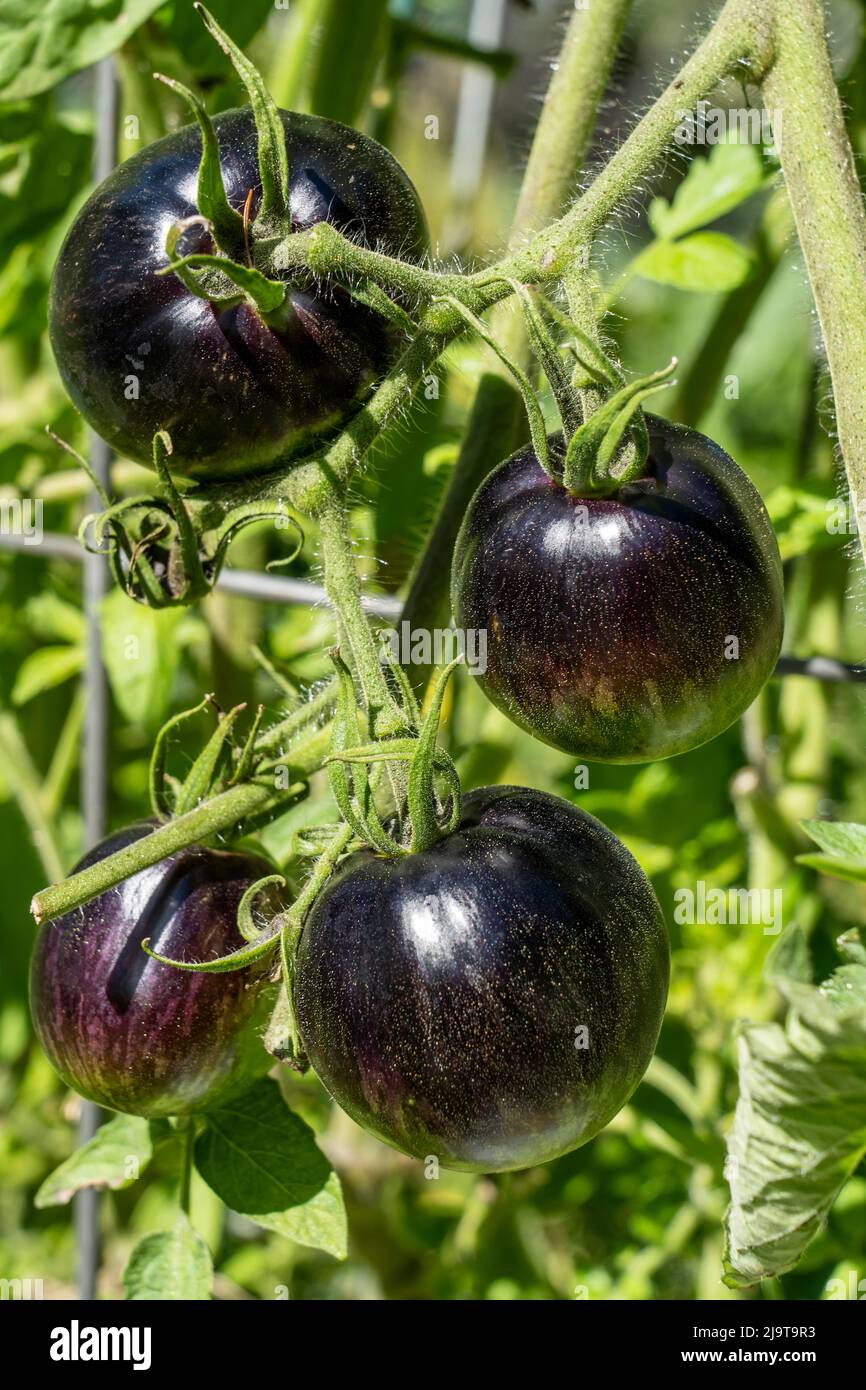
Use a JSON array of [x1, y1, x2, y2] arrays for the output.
[[75, 53, 119, 1304]]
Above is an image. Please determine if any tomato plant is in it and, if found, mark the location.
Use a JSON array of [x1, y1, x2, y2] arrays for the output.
[[2, 0, 866, 1315]]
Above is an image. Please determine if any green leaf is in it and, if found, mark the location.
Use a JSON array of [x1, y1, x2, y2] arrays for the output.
[[633, 232, 754, 293], [648, 139, 769, 240], [0, 0, 166, 102], [23, 592, 87, 645], [12, 644, 84, 705], [0, 117, 91, 262], [796, 853, 866, 883], [801, 818, 866, 860], [723, 949, 866, 1287], [195, 1078, 347, 1259], [35, 1114, 154, 1208], [100, 589, 182, 726], [123, 1215, 213, 1301]]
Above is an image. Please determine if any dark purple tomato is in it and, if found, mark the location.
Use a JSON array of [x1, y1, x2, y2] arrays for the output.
[[49, 109, 428, 479], [451, 416, 784, 762], [295, 786, 669, 1172], [30, 825, 279, 1117]]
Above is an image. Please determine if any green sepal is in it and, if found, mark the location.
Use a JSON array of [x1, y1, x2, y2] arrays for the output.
[[407, 657, 462, 852], [159, 249, 289, 321], [230, 704, 266, 786], [174, 702, 246, 818], [437, 293, 552, 478], [161, 220, 241, 307], [236, 873, 287, 944], [153, 72, 245, 258], [327, 651, 403, 855], [141, 929, 281, 974], [149, 693, 213, 820], [506, 279, 581, 435], [563, 359, 678, 495], [195, 4, 290, 229]]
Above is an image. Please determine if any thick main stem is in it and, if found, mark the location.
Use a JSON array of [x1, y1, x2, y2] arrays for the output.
[[762, 0, 866, 572], [315, 497, 405, 737], [402, 0, 636, 672]]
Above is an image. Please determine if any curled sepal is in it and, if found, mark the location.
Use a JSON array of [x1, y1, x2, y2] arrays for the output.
[[45, 427, 111, 508], [151, 431, 210, 595], [328, 650, 405, 856], [141, 928, 281, 974], [562, 359, 678, 496], [162, 218, 241, 307], [195, 4, 290, 228], [175, 702, 246, 817], [407, 657, 463, 853], [436, 293, 552, 478], [149, 693, 214, 820], [210, 502, 303, 578], [236, 873, 287, 944], [159, 245, 290, 326], [153, 73, 245, 258]]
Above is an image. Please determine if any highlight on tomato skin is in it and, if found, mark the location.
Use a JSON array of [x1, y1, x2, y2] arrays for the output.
[[295, 786, 670, 1173], [48, 108, 429, 481], [29, 825, 281, 1119], [451, 415, 785, 764]]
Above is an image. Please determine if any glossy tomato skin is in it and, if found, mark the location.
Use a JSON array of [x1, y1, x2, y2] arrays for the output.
[[451, 415, 784, 762], [295, 786, 669, 1172], [30, 825, 279, 1117], [49, 109, 428, 479]]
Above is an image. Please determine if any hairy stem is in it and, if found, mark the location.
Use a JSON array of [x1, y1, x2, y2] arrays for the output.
[[402, 0, 637, 679], [315, 495, 404, 736], [762, 0, 866, 570]]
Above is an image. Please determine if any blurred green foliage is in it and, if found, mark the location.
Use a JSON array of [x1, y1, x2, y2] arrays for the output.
[[1, 0, 866, 1301]]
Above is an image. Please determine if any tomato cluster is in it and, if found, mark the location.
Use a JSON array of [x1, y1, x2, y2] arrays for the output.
[[36, 76, 785, 1173]]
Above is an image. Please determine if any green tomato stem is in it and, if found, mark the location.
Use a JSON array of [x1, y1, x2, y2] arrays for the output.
[[315, 493, 405, 738], [761, 0, 866, 574]]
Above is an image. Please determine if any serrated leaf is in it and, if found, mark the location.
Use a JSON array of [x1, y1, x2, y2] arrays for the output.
[[123, 1215, 213, 1301], [12, 644, 83, 705], [724, 955, 866, 1287], [35, 1114, 154, 1208], [634, 231, 754, 293], [101, 588, 182, 727], [0, 0, 167, 102], [648, 139, 769, 240], [195, 1078, 347, 1259]]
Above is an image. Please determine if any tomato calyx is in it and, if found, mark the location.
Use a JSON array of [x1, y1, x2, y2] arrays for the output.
[[325, 649, 463, 857], [153, 7, 297, 329], [452, 275, 678, 498], [53, 427, 304, 608]]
